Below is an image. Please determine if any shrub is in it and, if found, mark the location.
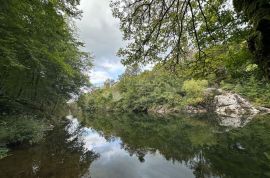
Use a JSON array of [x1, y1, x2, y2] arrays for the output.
[[0, 115, 46, 145], [182, 79, 208, 105], [222, 77, 270, 107]]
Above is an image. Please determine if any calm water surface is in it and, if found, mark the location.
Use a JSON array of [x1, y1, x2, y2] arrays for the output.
[[0, 113, 270, 178]]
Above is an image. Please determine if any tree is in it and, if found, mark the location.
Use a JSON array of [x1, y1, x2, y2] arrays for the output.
[[119, 64, 141, 80], [110, 0, 269, 78], [0, 0, 92, 113], [233, 0, 270, 79]]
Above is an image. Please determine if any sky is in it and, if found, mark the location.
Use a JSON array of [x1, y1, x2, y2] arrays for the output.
[[75, 0, 125, 85]]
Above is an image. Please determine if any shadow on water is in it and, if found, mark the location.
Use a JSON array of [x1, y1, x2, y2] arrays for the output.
[[0, 119, 99, 178], [0, 112, 270, 178]]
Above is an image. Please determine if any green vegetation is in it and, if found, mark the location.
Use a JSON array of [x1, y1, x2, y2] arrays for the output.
[[0, 0, 91, 115], [233, 0, 270, 78], [78, 41, 270, 113], [78, 68, 203, 112], [78, 1, 270, 113], [1, 0, 270, 168], [0, 120, 99, 177], [0, 115, 46, 145], [0, 114, 48, 158], [182, 79, 208, 105], [0, 0, 91, 155], [111, 0, 270, 79], [221, 77, 270, 107]]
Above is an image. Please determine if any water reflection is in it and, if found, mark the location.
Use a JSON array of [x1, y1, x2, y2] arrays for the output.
[[0, 119, 98, 178], [68, 116, 196, 178], [0, 113, 270, 178], [79, 113, 270, 178]]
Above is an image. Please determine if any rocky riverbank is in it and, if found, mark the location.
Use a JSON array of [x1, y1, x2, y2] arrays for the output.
[[149, 88, 270, 127]]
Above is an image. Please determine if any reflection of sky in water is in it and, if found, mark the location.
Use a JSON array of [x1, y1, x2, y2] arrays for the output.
[[67, 116, 195, 178]]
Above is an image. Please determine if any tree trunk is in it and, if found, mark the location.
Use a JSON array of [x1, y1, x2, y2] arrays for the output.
[[258, 19, 270, 80], [248, 18, 270, 80]]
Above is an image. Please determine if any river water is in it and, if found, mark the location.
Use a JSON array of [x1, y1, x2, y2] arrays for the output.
[[0, 113, 270, 178]]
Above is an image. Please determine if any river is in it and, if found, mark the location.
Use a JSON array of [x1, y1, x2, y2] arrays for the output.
[[0, 113, 270, 178]]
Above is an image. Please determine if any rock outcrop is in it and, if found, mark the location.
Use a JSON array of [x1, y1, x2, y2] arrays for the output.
[[148, 88, 269, 128], [257, 106, 270, 113], [214, 92, 260, 117], [182, 88, 270, 128], [212, 90, 270, 127], [184, 105, 207, 114]]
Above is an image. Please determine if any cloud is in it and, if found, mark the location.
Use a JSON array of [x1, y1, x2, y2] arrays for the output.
[[75, 0, 125, 85], [90, 70, 110, 85]]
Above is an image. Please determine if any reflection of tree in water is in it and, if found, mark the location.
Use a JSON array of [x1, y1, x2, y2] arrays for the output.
[[203, 115, 270, 178], [0, 120, 99, 178], [189, 150, 218, 178], [82, 113, 270, 178]]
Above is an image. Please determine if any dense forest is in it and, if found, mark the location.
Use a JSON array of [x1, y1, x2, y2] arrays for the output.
[[0, 0, 91, 157], [0, 0, 270, 171]]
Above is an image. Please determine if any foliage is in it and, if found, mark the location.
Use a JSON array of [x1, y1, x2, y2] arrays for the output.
[[164, 41, 256, 84], [79, 65, 211, 112], [182, 79, 208, 105], [0, 115, 47, 145], [118, 64, 141, 79], [0, 0, 92, 148], [80, 38, 270, 113], [111, 0, 245, 66], [111, 0, 270, 79], [0, 119, 99, 176], [233, 0, 270, 79], [79, 68, 188, 112], [0, 0, 92, 115], [221, 77, 270, 107]]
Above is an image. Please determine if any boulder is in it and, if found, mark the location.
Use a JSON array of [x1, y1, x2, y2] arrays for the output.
[[214, 92, 259, 117]]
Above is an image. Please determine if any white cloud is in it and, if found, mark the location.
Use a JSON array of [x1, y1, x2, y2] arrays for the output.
[[90, 70, 111, 85], [97, 59, 124, 72], [75, 0, 155, 85], [75, 0, 125, 85]]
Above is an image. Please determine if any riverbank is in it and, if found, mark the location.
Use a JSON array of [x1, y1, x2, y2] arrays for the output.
[[0, 105, 70, 159], [77, 81, 270, 117], [79, 90, 270, 128]]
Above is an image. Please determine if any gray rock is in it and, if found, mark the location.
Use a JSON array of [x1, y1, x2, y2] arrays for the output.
[[256, 106, 270, 113], [204, 88, 223, 97], [184, 105, 207, 113], [217, 115, 254, 128], [214, 92, 259, 118]]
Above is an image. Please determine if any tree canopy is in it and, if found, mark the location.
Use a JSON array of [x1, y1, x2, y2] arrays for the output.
[[0, 0, 92, 114], [111, 0, 270, 79]]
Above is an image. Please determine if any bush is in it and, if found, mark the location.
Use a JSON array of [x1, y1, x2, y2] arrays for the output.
[[221, 77, 270, 107], [0, 115, 46, 145], [79, 70, 185, 112], [182, 79, 208, 105]]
